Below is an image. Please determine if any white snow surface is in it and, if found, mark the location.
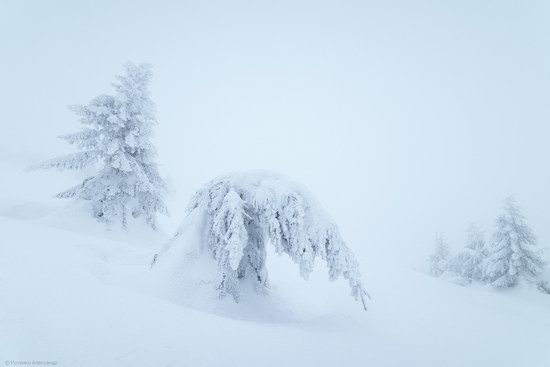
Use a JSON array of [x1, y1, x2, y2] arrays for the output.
[[1, 162, 550, 367]]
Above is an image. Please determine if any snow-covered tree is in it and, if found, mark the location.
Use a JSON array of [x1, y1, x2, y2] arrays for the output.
[[154, 171, 370, 310], [448, 225, 487, 283], [35, 63, 167, 228], [484, 197, 546, 288], [465, 224, 487, 253], [428, 233, 450, 277], [212, 189, 251, 300]]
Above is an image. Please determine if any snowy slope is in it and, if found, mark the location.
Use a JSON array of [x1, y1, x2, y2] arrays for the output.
[[1, 162, 549, 367]]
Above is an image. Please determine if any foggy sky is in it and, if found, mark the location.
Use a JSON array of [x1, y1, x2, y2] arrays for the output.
[[2, 0, 549, 265]]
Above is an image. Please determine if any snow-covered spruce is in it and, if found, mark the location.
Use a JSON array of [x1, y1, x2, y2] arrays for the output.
[[35, 63, 167, 229], [428, 233, 450, 277], [153, 171, 370, 310], [448, 225, 487, 284], [484, 197, 546, 287]]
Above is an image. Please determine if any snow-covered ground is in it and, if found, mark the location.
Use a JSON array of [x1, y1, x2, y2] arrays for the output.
[[1, 162, 549, 367]]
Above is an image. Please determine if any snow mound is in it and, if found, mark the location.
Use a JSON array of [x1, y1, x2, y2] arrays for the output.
[[1, 202, 549, 366]]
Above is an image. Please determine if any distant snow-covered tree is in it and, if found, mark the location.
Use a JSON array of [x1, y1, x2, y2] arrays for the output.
[[448, 225, 487, 283], [35, 63, 167, 228], [429, 233, 450, 277], [465, 224, 487, 253], [484, 197, 545, 288], [154, 171, 370, 310]]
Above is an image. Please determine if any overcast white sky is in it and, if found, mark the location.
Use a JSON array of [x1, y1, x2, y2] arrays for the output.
[[1, 0, 549, 264]]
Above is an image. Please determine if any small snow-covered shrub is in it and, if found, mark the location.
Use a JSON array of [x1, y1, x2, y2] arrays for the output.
[[447, 225, 487, 284], [153, 171, 370, 310]]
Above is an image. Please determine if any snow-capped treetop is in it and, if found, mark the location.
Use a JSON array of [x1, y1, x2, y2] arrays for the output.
[[158, 171, 370, 310], [35, 63, 167, 229], [111, 63, 157, 156], [485, 196, 546, 287]]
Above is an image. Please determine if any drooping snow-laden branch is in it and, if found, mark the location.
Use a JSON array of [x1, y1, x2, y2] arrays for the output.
[[162, 171, 370, 310]]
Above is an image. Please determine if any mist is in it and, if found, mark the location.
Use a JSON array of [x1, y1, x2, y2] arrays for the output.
[[2, 0, 549, 266]]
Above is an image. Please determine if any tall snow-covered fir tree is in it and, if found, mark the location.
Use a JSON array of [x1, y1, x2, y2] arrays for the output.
[[428, 233, 450, 277], [153, 171, 370, 310], [36, 63, 167, 229], [484, 197, 545, 287]]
